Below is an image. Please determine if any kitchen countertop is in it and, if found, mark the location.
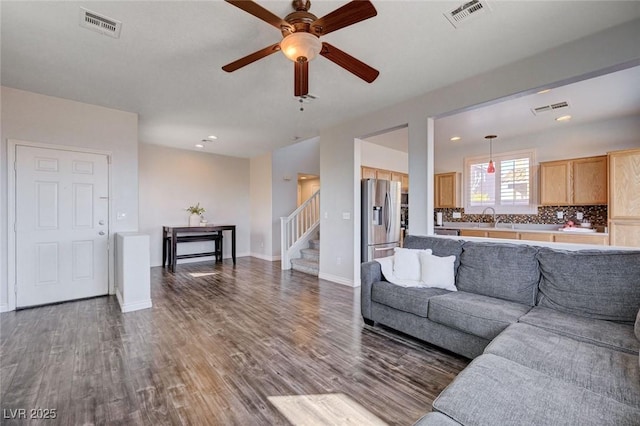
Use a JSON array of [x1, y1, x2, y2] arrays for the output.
[[437, 222, 608, 236]]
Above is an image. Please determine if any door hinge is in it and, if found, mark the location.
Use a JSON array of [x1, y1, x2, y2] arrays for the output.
[[14, 161, 17, 171], [107, 155, 112, 164]]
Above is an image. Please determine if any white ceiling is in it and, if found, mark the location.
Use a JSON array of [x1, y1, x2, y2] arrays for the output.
[[3, 1, 640, 158], [365, 64, 640, 152]]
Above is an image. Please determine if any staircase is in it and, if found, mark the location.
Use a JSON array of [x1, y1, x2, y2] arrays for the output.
[[280, 189, 320, 274], [290, 238, 320, 276]]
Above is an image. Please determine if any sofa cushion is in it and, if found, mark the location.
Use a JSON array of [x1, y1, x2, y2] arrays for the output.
[[485, 323, 640, 409], [420, 251, 457, 291], [519, 306, 639, 354], [403, 236, 464, 273], [371, 280, 450, 318], [428, 292, 530, 340], [536, 248, 640, 322], [433, 353, 640, 426], [456, 241, 539, 306], [413, 412, 460, 426]]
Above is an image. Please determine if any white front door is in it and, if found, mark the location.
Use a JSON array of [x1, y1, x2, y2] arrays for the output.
[[16, 145, 109, 308]]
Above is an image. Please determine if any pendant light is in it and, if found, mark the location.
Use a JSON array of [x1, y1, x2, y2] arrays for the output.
[[485, 135, 497, 174]]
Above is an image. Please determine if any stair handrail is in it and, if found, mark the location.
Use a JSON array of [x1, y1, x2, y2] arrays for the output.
[[280, 189, 320, 270]]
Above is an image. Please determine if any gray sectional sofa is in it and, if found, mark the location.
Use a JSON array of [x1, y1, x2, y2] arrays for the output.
[[360, 235, 640, 425]]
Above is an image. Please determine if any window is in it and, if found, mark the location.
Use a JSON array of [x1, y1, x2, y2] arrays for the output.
[[464, 149, 537, 214]]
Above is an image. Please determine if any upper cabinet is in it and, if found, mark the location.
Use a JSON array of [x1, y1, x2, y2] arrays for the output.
[[539, 155, 607, 206], [361, 166, 377, 180], [608, 148, 640, 219], [362, 166, 409, 192], [391, 172, 409, 192], [435, 172, 461, 208]]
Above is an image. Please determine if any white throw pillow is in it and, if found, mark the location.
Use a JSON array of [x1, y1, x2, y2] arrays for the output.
[[419, 251, 457, 292], [375, 256, 426, 288], [393, 247, 431, 281]]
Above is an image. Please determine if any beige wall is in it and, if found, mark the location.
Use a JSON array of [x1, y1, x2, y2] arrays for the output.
[[138, 143, 251, 267], [1, 86, 139, 311]]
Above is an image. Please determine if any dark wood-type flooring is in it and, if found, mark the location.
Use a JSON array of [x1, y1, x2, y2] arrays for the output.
[[0, 258, 468, 425]]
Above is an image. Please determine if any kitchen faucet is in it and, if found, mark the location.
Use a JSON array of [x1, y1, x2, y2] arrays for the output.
[[480, 207, 496, 227]]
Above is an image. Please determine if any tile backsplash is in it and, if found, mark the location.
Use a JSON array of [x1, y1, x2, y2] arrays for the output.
[[435, 205, 607, 227]]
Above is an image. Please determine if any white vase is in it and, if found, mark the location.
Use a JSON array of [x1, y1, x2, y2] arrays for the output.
[[189, 214, 200, 227]]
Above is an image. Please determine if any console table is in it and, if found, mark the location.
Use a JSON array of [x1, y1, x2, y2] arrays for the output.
[[162, 225, 236, 272]]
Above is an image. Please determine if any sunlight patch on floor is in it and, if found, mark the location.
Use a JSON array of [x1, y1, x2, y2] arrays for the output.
[[188, 272, 218, 278], [268, 393, 388, 426]]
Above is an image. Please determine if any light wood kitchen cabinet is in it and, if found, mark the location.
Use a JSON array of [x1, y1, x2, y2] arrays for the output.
[[609, 221, 640, 247], [488, 231, 518, 240], [519, 232, 554, 242], [435, 172, 461, 208], [540, 160, 570, 205], [553, 233, 608, 246], [362, 166, 408, 192], [376, 169, 392, 181], [401, 174, 409, 192], [608, 148, 640, 247], [460, 229, 487, 238], [540, 155, 607, 206], [458, 228, 608, 245], [361, 166, 377, 179], [608, 149, 640, 219]]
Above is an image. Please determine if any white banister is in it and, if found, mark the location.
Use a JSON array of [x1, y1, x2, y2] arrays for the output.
[[280, 189, 320, 269]]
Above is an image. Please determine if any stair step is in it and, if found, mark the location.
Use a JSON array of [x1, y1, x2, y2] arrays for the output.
[[291, 258, 319, 276], [300, 248, 319, 261], [309, 239, 320, 250]]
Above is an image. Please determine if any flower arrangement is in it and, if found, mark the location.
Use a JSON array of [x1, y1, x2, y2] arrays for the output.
[[185, 203, 206, 216]]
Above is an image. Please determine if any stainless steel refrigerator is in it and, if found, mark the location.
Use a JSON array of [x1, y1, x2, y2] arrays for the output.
[[361, 179, 401, 262]]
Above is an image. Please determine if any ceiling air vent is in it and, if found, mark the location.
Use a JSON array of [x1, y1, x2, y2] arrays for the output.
[[531, 101, 570, 116], [444, 0, 491, 28], [79, 8, 122, 38]]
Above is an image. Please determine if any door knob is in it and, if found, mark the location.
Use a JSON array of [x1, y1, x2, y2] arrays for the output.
[[99, 231, 105, 236], [99, 220, 105, 225]]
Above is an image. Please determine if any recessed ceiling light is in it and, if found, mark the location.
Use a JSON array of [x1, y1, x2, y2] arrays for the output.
[[450, 136, 461, 141], [537, 89, 551, 94], [555, 115, 572, 122], [195, 143, 204, 148], [300, 176, 307, 180], [207, 135, 218, 140]]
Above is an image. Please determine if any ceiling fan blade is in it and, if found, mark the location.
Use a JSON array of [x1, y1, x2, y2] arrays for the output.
[[311, 0, 377, 36], [294, 60, 309, 97], [225, 0, 292, 32], [222, 43, 281, 73], [320, 42, 379, 83]]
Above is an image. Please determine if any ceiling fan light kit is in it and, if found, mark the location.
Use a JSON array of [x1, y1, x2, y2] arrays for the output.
[[280, 32, 322, 62], [222, 0, 379, 96]]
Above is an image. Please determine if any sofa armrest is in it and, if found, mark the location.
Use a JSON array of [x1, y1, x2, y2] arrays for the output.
[[361, 261, 382, 321]]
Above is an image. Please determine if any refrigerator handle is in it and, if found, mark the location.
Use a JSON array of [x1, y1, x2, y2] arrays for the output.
[[384, 191, 391, 231]]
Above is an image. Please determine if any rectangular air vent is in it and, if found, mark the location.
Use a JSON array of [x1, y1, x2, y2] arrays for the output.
[[531, 101, 570, 115], [445, 0, 491, 28], [79, 8, 122, 38]]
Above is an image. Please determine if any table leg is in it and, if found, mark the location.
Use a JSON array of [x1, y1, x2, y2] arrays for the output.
[[232, 228, 236, 265], [171, 229, 178, 272], [162, 227, 167, 267]]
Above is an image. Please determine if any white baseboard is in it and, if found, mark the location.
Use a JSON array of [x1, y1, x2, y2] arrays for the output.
[[318, 272, 356, 287], [116, 289, 152, 313], [250, 253, 281, 262], [0, 303, 11, 313]]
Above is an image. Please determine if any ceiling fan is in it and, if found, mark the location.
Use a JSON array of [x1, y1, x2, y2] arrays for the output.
[[222, 0, 380, 97]]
